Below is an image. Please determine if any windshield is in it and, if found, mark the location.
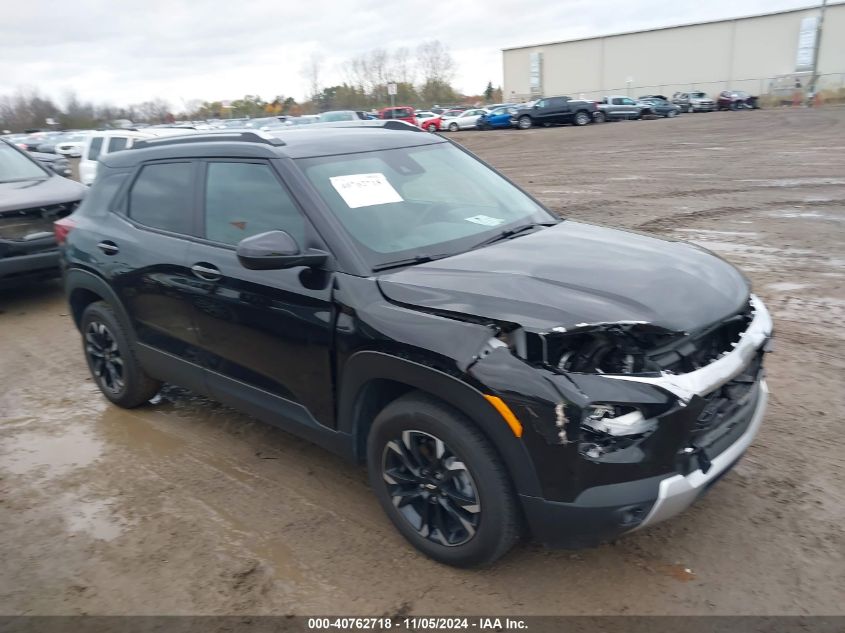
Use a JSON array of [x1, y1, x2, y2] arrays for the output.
[[0, 142, 48, 182], [298, 142, 555, 270]]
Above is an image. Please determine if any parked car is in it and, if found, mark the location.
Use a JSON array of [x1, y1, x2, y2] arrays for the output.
[[671, 91, 716, 113], [59, 124, 772, 567], [285, 116, 320, 126], [378, 106, 416, 125], [637, 97, 681, 118], [476, 106, 517, 130], [440, 108, 488, 131], [513, 96, 599, 128], [318, 111, 371, 123], [717, 91, 760, 110], [53, 131, 93, 158], [414, 111, 441, 131], [597, 96, 650, 121], [30, 151, 73, 178], [0, 139, 86, 288], [79, 128, 197, 185]]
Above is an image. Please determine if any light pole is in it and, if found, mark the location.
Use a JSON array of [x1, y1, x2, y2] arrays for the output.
[[807, 0, 829, 105]]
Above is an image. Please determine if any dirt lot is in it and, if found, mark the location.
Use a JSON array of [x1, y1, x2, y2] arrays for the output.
[[1, 108, 843, 616]]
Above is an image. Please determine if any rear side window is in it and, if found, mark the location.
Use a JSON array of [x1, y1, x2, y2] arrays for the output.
[[129, 162, 193, 234], [88, 136, 103, 161], [203, 162, 305, 246], [107, 137, 128, 153]]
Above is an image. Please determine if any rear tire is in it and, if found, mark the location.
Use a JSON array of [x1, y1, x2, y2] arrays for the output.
[[81, 301, 161, 408], [592, 111, 606, 123], [573, 110, 591, 126], [367, 392, 521, 567]]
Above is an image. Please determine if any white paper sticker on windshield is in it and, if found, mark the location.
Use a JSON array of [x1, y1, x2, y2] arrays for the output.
[[329, 173, 403, 209], [465, 215, 505, 227]]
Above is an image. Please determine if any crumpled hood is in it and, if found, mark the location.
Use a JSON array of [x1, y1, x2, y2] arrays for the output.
[[0, 176, 86, 214], [377, 221, 750, 333]]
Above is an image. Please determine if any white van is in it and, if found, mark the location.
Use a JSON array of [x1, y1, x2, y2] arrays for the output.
[[79, 128, 195, 185]]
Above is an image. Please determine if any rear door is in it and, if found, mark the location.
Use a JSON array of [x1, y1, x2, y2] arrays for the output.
[[185, 158, 336, 428], [109, 160, 205, 371]]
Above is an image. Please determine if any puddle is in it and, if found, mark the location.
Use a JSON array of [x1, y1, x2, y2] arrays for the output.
[[738, 178, 845, 187], [768, 210, 843, 221], [675, 229, 759, 238], [0, 424, 103, 479], [767, 282, 810, 292], [57, 493, 126, 541]]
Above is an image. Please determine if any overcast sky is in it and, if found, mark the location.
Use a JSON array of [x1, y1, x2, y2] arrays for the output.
[[1, 0, 819, 109]]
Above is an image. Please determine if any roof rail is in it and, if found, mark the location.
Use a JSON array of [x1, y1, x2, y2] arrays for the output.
[[132, 130, 286, 150], [306, 119, 424, 132]]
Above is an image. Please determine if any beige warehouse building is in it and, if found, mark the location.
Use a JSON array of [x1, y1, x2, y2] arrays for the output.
[[502, 2, 845, 103]]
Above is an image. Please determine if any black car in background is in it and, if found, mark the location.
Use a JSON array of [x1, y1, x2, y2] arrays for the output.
[[0, 140, 86, 288], [59, 125, 772, 567], [512, 96, 599, 128]]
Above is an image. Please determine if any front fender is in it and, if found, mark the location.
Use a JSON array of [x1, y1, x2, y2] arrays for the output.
[[337, 350, 543, 497]]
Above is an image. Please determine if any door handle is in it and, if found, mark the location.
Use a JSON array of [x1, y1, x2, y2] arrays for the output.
[[191, 263, 222, 281], [97, 240, 119, 255]]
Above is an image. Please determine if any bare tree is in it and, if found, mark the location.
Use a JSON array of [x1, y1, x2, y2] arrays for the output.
[[301, 52, 324, 101], [391, 47, 415, 85], [416, 40, 456, 85]]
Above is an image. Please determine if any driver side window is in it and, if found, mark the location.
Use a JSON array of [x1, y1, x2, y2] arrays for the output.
[[203, 161, 305, 247]]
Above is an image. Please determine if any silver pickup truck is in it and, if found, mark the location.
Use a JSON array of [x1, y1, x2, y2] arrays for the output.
[[596, 95, 650, 121]]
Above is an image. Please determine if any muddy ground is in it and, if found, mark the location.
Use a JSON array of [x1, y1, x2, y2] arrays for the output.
[[1, 108, 843, 616]]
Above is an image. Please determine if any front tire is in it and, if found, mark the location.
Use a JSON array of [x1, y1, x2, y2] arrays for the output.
[[666, 109, 678, 118], [448, 122, 459, 132], [367, 393, 520, 567], [517, 115, 532, 130], [81, 301, 161, 408]]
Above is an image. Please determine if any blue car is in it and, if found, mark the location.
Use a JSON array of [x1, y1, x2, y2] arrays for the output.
[[476, 105, 517, 130]]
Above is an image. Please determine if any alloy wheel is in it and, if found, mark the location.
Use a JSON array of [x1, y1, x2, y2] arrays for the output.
[[381, 430, 481, 547], [85, 321, 125, 394]]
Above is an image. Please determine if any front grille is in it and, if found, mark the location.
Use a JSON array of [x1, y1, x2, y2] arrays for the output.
[[651, 301, 755, 374], [0, 202, 78, 241], [692, 352, 764, 456]]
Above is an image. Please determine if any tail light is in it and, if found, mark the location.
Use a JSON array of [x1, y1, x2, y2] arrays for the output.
[[54, 217, 76, 245]]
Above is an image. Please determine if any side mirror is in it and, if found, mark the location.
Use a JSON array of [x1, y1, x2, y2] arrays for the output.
[[236, 230, 328, 271]]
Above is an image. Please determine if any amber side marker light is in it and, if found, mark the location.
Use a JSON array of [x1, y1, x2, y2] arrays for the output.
[[483, 394, 524, 438]]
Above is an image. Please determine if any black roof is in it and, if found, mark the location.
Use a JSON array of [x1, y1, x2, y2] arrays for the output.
[[102, 125, 444, 168]]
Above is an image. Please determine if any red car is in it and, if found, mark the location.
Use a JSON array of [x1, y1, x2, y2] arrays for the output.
[[377, 106, 416, 125]]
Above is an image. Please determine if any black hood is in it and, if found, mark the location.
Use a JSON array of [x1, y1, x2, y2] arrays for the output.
[[0, 175, 86, 214], [377, 221, 749, 333]]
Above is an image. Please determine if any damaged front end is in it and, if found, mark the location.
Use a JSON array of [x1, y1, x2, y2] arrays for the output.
[[466, 294, 772, 541]]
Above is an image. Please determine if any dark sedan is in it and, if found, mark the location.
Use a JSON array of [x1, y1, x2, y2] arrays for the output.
[[637, 97, 681, 118]]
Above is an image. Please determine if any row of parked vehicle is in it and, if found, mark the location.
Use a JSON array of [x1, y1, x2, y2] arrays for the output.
[[395, 89, 761, 132]]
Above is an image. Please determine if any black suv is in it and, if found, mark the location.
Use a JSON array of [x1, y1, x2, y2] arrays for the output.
[[60, 125, 772, 566], [512, 96, 599, 129]]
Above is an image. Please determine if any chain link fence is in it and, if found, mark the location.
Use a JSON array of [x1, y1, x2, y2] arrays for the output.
[[512, 73, 845, 106]]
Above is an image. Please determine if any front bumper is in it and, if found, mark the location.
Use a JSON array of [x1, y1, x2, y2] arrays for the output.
[[517, 296, 772, 547]]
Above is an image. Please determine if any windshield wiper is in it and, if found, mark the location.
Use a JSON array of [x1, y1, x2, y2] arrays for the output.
[[372, 253, 452, 272], [469, 222, 554, 251]]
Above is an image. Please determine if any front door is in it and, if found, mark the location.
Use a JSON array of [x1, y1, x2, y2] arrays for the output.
[[185, 159, 336, 428]]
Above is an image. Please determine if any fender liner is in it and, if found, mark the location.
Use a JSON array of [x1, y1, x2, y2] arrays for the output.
[[337, 350, 543, 497]]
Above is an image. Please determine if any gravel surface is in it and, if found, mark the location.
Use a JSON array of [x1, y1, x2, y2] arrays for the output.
[[1, 107, 843, 615]]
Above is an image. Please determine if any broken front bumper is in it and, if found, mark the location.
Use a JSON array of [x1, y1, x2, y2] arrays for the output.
[[515, 296, 772, 548], [632, 379, 767, 531]]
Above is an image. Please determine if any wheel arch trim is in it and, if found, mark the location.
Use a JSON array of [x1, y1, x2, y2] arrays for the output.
[[337, 350, 543, 497]]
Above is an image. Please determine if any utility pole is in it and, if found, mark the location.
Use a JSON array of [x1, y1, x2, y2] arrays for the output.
[[807, 0, 828, 105]]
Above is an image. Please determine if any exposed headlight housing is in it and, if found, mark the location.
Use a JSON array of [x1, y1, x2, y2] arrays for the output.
[[582, 404, 657, 436]]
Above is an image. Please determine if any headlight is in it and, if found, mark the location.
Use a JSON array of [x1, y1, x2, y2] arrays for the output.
[[582, 404, 656, 436]]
